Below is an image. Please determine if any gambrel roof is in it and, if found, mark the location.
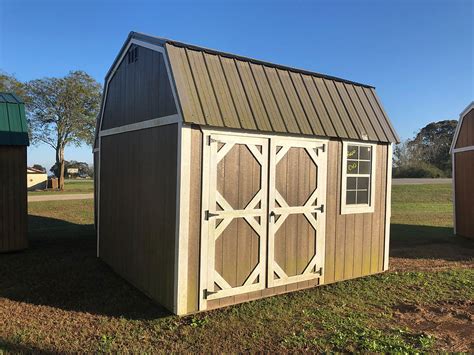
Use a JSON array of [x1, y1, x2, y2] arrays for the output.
[[96, 32, 399, 146], [450, 101, 474, 153]]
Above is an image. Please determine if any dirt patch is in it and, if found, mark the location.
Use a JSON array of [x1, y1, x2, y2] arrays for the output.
[[393, 300, 474, 352], [390, 256, 474, 272]]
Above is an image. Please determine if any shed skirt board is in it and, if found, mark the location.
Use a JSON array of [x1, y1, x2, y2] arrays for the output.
[[199, 130, 328, 311]]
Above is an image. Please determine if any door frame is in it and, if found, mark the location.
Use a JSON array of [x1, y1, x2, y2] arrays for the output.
[[199, 128, 329, 311]]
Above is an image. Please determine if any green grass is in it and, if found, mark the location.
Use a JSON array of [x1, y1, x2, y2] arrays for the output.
[[1, 183, 472, 352], [28, 179, 94, 195], [392, 184, 453, 227]]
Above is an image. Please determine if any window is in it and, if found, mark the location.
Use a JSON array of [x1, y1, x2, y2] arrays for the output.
[[341, 141, 376, 214]]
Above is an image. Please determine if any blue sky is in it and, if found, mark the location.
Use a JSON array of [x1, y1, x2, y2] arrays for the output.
[[1, 0, 472, 170]]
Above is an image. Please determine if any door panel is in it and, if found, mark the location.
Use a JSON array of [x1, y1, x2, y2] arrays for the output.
[[268, 138, 327, 287], [201, 133, 268, 304]]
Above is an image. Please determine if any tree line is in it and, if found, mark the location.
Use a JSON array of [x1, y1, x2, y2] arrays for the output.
[[1, 70, 101, 189], [393, 120, 457, 178]]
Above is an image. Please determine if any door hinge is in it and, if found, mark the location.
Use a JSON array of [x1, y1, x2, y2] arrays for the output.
[[314, 204, 325, 213], [315, 144, 325, 154], [205, 210, 220, 220], [316, 266, 323, 276], [203, 289, 218, 299], [207, 136, 222, 145]]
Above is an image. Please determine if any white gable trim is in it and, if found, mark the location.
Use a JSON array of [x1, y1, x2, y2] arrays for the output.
[[450, 101, 474, 154]]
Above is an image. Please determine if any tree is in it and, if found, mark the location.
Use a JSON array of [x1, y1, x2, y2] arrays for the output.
[[27, 71, 101, 189], [407, 120, 457, 174], [0, 71, 29, 102]]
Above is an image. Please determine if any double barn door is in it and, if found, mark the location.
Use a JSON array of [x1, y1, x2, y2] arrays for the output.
[[200, 131, 327, 309]]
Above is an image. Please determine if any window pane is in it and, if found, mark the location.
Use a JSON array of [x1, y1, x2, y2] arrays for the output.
[[347, 145, 358, 159], [357, 190, 369, 204], [347, 177, 357, 189], [358, 177, 369, 190], [359, 161, 371, 174], [346, 190, 357, 205], [359, 146, 371, 160], [347, 160, 358, 174]]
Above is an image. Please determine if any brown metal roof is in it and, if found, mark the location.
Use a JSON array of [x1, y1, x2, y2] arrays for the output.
[[165, 42, 399, 143]]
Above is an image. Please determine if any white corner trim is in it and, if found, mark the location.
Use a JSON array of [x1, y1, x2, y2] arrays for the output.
[[340, 140, 377, 215], [450, 101, 474, 154], [452, 145, 474, 154], [383, 143, 393, 271], [99, 114, 180, 137], [174, 124, 192, 315], [452, 152, 457, 235]]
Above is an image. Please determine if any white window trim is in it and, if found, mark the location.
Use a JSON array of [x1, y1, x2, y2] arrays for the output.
[[341, 141, 377, 215]]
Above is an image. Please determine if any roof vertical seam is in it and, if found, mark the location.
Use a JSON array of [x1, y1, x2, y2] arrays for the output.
[[333, 82, 362, 140], [321, 79, 350, 139], [217, 55, 245, 129], [299, 73, 328, 136], [275, 69, 304, 134], [361, 88, 389, 142], [233, 58, 264, 131], [184, 48, 208, 125], [288, 72, 317, 136], [341, 84, 371, 140], [370, 89, 399, 142], [248, 63, 275, 132], [262, 67, 290, 133], [311, 77, 339, 138], [201, 52, 226, 128], [353, 86, 382, 141]]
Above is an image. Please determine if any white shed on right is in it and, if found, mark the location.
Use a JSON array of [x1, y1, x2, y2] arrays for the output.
[[450, 101, 474, 238]]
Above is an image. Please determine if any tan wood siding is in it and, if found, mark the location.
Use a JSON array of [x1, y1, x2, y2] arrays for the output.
[[324, 141, 388, 283], [101, 45, 177, 130], [454, 151, 474, 238], [0, 146, 27, 252], [166, 43, 398, 143], [455, 108, 474, 148], [99, 124, 178, 311], [185, 128, 389, 312]]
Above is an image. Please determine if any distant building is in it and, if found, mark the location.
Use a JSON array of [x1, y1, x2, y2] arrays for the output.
[[27, 167, 48, 190]]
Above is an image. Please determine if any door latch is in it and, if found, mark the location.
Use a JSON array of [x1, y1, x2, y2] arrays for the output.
[[203, 289, 218, 299], [314, 204, 325, 213], [316, 267, 323, 276]]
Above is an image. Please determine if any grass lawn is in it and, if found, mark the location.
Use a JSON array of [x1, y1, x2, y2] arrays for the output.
[[28, 179, 94, 195], [1, 184, 472, 352]]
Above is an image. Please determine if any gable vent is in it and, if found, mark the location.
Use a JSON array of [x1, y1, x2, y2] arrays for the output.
[[128, 47, 139, 64]]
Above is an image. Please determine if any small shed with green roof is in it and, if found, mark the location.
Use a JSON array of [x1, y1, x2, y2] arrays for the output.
[[0, 92, 29, 252]]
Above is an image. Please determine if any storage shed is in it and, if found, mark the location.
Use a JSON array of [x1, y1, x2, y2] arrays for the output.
[[451, 102, 474, 239], [94, 32, 399, 315], [0, 93, 29, 252]]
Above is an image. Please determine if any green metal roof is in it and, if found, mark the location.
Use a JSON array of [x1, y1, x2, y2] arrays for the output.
[[0, 92, 29, 146]]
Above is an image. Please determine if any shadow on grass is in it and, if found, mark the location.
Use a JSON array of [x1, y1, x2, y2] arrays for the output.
[[0, 215, 171, 320], [390, 224, 474, 261]]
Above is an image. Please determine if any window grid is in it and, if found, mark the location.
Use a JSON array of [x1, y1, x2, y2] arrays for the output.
[[346, 145, 372, 206]]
